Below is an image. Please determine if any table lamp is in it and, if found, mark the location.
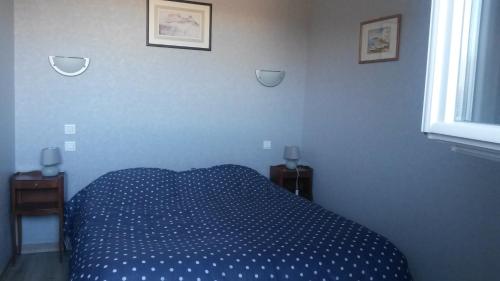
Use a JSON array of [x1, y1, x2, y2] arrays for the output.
[[41, 147, 62, 177], [284, 146, 300, 170]]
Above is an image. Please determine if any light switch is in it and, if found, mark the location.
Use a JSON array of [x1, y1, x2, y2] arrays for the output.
[[65, 141, 76, 152], [64, 124, 76, 135], [263, 140, 272, 150]]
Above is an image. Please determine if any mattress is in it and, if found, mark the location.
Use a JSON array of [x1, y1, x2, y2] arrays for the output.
[[65, 165, 412, 281]]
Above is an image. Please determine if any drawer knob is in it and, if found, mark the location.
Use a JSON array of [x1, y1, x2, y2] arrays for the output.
[[34, 183, 39, 188]]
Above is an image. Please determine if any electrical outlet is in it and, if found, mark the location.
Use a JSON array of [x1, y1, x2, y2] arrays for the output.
[[65, 141, 76, 152], [64, 124, 76, 135], [263, 140, 272, 150]]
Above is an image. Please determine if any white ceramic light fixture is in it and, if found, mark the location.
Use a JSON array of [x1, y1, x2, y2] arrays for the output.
[[256, 70, 286, 87], [49, 56, 90, 77]]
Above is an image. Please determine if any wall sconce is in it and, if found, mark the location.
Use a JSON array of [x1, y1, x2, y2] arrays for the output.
[[256, 70, 286, 87], [49, 56, 90, 77]]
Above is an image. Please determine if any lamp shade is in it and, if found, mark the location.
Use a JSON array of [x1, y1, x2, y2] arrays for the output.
[[41, 147, 62, 166], [284, 146, 300, 160]]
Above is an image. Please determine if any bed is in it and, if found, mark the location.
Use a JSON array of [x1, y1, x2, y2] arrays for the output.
[[65, 165, 412, 281]]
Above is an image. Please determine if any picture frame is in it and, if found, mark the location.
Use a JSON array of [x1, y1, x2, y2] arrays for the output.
[[147, 0, 212, 51], [359, 14, 401, 64]]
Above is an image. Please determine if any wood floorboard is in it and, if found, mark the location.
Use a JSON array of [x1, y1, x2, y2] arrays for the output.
[[0, 252, 69, 281]]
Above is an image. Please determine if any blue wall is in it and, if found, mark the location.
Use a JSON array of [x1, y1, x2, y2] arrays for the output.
[[303, 1, 500, 280], [0, 0, 15, 271], [14, 0, 310, 245]]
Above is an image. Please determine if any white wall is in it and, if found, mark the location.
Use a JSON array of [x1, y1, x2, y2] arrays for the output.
[[303, 1, 500, 280], [0, 0, 15, 271], [14, 0, 310, 245]]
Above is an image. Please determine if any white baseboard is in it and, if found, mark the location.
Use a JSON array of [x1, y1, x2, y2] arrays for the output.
[[21, 242, 59, 254]]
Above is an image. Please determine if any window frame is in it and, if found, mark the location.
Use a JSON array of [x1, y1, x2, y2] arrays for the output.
[[421, 0, 500, 151]]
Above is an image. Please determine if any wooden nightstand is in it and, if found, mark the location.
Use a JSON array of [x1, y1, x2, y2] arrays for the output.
[[10, 171, 65, 264], [270, 165, 313, 201]]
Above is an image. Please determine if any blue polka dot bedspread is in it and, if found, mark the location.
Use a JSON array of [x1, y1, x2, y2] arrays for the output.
[[65, 165, 412, 281]]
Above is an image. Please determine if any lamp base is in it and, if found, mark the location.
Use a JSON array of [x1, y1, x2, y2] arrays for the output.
[[42, 166, 59, 177], [285, 160, 298, 170]]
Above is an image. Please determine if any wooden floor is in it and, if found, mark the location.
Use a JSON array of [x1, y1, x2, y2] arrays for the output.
[[0, 252, 69, 281]]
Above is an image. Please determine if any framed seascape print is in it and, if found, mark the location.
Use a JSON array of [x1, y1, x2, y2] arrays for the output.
[[359, 14, 401, 64], [147, 0, 212, 51]]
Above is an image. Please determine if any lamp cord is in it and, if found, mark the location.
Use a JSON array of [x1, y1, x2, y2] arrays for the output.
[[295, 167, 300, 196]]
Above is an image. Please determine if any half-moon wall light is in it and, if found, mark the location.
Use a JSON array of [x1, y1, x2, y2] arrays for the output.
[[49, 56, 90, 77], [256, 70, 286, 87]]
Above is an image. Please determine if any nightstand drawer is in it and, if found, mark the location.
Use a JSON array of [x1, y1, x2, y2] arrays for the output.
[[15, 189, 59, 205], [279, 170, 313, 179], [270, 165, 313, 201], [14, 180, 59, 190]]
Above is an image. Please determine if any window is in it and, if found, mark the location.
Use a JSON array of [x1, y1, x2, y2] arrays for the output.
[[422, 0, 500, 152]]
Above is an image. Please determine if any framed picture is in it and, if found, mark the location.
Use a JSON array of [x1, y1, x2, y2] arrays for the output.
[[147, 0, 212, 51], [359, 14, 401, 64]]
